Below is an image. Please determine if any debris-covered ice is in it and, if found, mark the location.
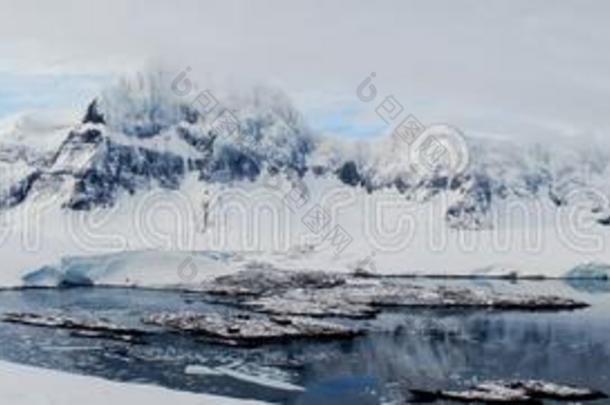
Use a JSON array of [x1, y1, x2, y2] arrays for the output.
[[203, 270, 589, 317], [143, 312, 361, 346], [410, 379, 608, 403], [244, 290, 379, 319], [440, 382, 534, 403], [201, 268, 346, 297], [510, 379, 608, 400], [2, 312, 147, 343]]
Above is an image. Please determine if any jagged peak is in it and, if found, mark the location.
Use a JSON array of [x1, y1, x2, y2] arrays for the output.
[[82, 99, 105, 125]]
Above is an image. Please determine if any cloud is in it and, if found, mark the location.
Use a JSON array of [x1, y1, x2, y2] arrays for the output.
[[1, 0, 610, 138]]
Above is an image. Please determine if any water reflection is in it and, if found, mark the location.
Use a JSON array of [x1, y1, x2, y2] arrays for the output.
[[565, 278, 610, 293], [0, 281, 608, 404]]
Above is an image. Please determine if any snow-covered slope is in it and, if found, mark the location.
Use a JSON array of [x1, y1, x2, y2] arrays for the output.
[[0, 110, 77, 208]]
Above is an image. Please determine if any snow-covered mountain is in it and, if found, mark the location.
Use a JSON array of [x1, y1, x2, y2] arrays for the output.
[[1, 72, 610, 230], [0, 74, 313, 211]]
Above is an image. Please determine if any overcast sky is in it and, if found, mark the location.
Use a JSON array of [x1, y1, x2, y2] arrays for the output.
[[1, 0, 610, 139]]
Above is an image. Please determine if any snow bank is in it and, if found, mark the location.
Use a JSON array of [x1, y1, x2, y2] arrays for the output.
[[0, 360, 267, 405]]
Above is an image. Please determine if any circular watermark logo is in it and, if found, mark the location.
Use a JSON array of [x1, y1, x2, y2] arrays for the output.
[[409, 123, 469, 177]]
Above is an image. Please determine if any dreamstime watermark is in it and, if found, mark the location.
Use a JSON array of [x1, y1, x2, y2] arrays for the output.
[[265, 176, 355, 258], [169, 66, 357, 260], [0, 69, 608, 284], [356, 72, 469, 177], [170, 181, 610, 283], [170, 66, 255, 149], [0, 171, 607, 284]]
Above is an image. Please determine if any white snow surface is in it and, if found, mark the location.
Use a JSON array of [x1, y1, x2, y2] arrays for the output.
[[0, 172, 609, 288], [0, 360, 266, 405], [0, 110, 76, 155]]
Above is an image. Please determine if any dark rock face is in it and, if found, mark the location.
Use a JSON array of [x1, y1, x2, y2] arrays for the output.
[[176, 126, 214, 153], [207, 146, 261, 182], [598, 215, 610, 226], [70, 128, 104, 144], [0, 123, 189, 210], [336, 161, 361, 187], [82, 99, 105, 125], [446, 174, 493, 229], [65, 141, 185, 210], [0, 171, 41, 209]]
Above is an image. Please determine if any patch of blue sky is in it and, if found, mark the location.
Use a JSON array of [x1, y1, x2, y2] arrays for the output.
[[302, 104, 386, 140], [0, 72, 109, 118]]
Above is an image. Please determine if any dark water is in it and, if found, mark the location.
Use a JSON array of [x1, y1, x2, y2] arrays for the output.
[[0, 279, 609, 404]]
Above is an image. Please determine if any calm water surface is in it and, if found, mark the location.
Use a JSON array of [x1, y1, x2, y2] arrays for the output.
[[0, 279, 608, 404]]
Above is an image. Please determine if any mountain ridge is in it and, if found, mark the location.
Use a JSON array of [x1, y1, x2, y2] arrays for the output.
[[1, 74, 609, 229]]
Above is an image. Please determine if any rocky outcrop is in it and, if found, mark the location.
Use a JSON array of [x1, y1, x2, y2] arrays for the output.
[[82, 99, 105, 125], [201, 268, 346, 297], [411, 380, 607, 403], [202, 269, 589, 320], [0, 171, 41, 209], [336, 161, 362, 187], [143, 312, 361, 346], [64, 136, 185, 210], [6, 123, 188, 210]]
